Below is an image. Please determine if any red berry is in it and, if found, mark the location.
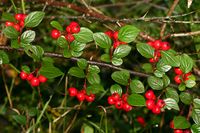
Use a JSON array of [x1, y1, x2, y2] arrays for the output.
[[115, 100, 123, 109], [122, 102, 132, 112], [68, 87, 78, 97], [154, 51, 161, 57], [113, 41, 121, 49], [170, 120, 174, 129], [85, 94, 95, 102], [174, 129, 183, 133], [13, 24, 21, 31], [174, 67, 183, 75], [147, 41, 154, 47], [149, 56, 159, 63], [38, 75, 47, 83], [183, 72, 191, 81], [152, 105, 161, 114], [122, 94, 128, 102], [27, 74, 34, 81], [145, 90, 156, 100], [146, 99, 155, 110], [105, 30, 113, 38], [20, 71, 28, 80], [70, 25, 80, 33], [51, 29, 61, 39], [161, 42, 170, 50], [136, 116, 146, 126], [108, 96, 115, 105], [66, 26, 71, 33], [112, 93, 120, 102], [174, 75, 182, 84], [5, 21, 14, 27], [65, 34, 75, 42], [69, 21, 79, 27], [153, 40, 162, 50], [149, 58, 155, 63], [157, 99, 165, 108], [113, 31, 118, 40], [19, 21, 24, 27], [30, 77, 40, 87], [15, 13, 23, 21], [183, 129, 191, 133], [76, 92, 85, 101], [21, 14, 27, 21]]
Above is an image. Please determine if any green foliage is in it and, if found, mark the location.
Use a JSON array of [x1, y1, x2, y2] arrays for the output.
[[25, 11, 45, 27]]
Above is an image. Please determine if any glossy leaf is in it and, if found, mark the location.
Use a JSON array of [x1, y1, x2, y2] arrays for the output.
[[156, 59, 172, 72], [192, 109, 200, 125], [113, 45, 131, 58], [24, 45, 44, 61], [74, 27, 93, 43], [12, 115, 26, 125], [164, 98, 180, 111], [110, 84, 122, 95], [2, 12, 15, 22], [70, 41, 86, 52], [68, 67, 85, 78], [50, 20, 63, 31], [193, 98, 200, 109], [173, 116, 191, 129], [3, 26, 19, 39], [25, 11, 45, 27], [93, 32, 112, 48], [87, 73, 100, 84], [165, 87, 179, 102], [86, 84, 104, 94], [147, 76, 164, 90], [57, 36, 68, 48], [161, 50, 180, 67], [130, 79, 145, 93], [0, 51, 9, 64], [179, 54, 194, 73], [101, 54, 110, 63], [111, 70, 130, 86], [136, 43, 154, 58], [88, 65, 100, 74], [180, 92, 193, 105], [40, 64, 64, 79], [127, 93, 146, 106], [21, 30, 36, 44], [77, 58, 88, 69], [111, 57, 123, 66]]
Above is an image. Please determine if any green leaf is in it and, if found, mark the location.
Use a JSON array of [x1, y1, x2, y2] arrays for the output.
[[21, 30, 36, 44], [93, 32, 112, 48], [40, 64, 64, 79], [180, 92, 193, 105], [88, 65, 100, 74], [178, 83, 186, 91], [24, 45, 44, 61], [57, 36, 68, 48], [28, 107, 38, 117], [147, 76, 164, 90], [193, 98, 200, 109], [110, 84, 122, 95], [71, 51, 83, 57], [12, 115, 26, 125], [191, 124, 200, 133], [2, 12, 15, 22], [156, 59, 172, 72], [161, 50, 180, 67], [87, 73, 100, 84], [192, 109, 200, 124], [179, 54, 194, 73], [111, 70, 130, 86], [0, 51, 9, 64], [163, 75, 170, 87], [68, 67, 85, 78], [25, 11, 45, 27], [11, 39, 20, 48], [118, 25, 140, 43], [100, 54, 110, 63], [173, 116, 191, 129], [154, 70, 165, 78], [82, 123, 94, 133], [22, 65, 30, 73], [86, 84, 104, 94], [113, 45, 131, 58], [63, 48, 71, 58], [142, 63, 153, 73], [164, 98, 180, 111], [111, 57, 123, 66], [70, 41, 86, 52], [130, 79, 145, 93], [165, 87, 179, 103], [127, 94, 146, 106], [185, 79, 196, 88], [77, 58, 88, 69], [136, 43, 154, 58], [50, 20, 63, 31], [74, 27, 93, 43], [3, 26, 19, 39]]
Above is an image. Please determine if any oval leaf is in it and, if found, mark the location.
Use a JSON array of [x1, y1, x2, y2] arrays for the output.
[[173, 116, 191, 129], [12, 115, 26, 125], [136, 43, 154, 58], [110, 84, 122, 95], [21, 30, 36, 44], [161, 50, 180, 67], [3, 26, 19, 39], [130, 79, 145, 93], [127, 94, 146, 106], [50, 20, 63, 31], [87, 73, 100, 85], [0, 51, 9, 64], [180, 92, 193, 105], [25, 11, 45, 27], [165, 87, 179, 102], [113, 45, 131, 58], [68, 67, 85, 78], [111, 57, 123, 66], [147, 76, 164, 90], [74, 27, 93, 43], [164, 98, 180, 111], [111, 70, 130, 86], [179, 54, 194, 73], [93, 32, 112, 49]]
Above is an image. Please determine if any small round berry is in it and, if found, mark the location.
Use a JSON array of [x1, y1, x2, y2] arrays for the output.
[[22, 14, 27, 21], [174, 129, 183, 133], [122, 102, 132, 112], [66, 26, 71, 33], [30, 77, 40, 87], [145, 90, 156, 100], [154, 51, 161, 57], [20, 71, 28, 80], [147, 41, 154, 47], [174, 75, 182, 84], [183, 72, 191, 81], [156, 99, 165, 108], [170, 120, 174, 129], [108, 96, 115, 105], [70, 25, 80, 33], [38, 75, 47, 83], [68, 87, 78, 97], [183, 129, 191, 133], [152, 105, 161, 114], [85, 94, 95, 102], [19, 21, 24, 27], [5, 21, 14, 27], [122, 94, 128, 102], [113, 31, 118, 40], [104, 30, 113, 38], [161, 42, 170, 50], [149, 56, 159, 63], [51, 29, 61, 39], [69, 21, 79, 27], [15, 13, 24, 21], [136, 116, 146, 126], [146, 99, 155, 110], [13, 24, 21, 31], [149, 58, 155, 63], [115, 100, 123, 109], [153, 40, 162, 50], [65, 34, 75, 42], [27, 74, 34, 81], [174, 67, 183, 75], [112, 93, 120, 102], [76, 92, 85, 101], [113, 41, 121, 49]]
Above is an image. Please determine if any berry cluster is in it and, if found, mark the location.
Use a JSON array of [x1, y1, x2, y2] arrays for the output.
[[136, 116, 146, 127], [5, 13, 26, 32], [147, 40, 171, 63], [145, 90, 165, 114], [107, 93, 133, 112], [104, 30, 127, 49], [51, 21, 80, 43], [170, 121, 191, 133], [68, 87, 95, 102], [173, 67, 191, 84], [20, 71, 47, 87]]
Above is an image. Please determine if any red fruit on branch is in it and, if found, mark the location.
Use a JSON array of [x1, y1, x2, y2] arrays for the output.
[[146, 99, 155, 110], [5, 21, 14, 27], [170, 120, 174, 129], [20, 71, 28, 80], [13, 24, 21, 31], [145, 90, 156, 100], [174, 67, 183, 75], [68, 87, 78, 97], [85, 94, 95, 102], [174, 129, 183, 133], [27, 74, 34, 81], [161, 42, 171, 50], [113, 31, 118, 40], [76, 91, 85, 101], [157, 99, 165, 108], [38, 75, 47, 83], [122, 102, 132, 112], [108, 96, 115, 105], [136, 116, 146, 126], [174, 75, 182, 84], [152, 105, 161, 114], [30, 77, 40, 87], [15, 14, 24, 21], [153, 40, 162, 50], [105, 30, 113, 38], [115, 100, 123, 109], [71, 25, 80, 33], [65, 34, 75, 42], [51, 29, 61, 39]]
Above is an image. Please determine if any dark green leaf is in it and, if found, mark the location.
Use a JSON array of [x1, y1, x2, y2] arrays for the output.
[[21, 30, 36, 44], [12, 115, 26, 125], [74, 27, 93, 43], [156, 59, 172, 72], [111, 70, 130, 86], [100, 54, 110, 63], [136, 43, 154, 58], [161, 50, 180, 67], [2, 12, 15, 21], [178, 83, 186, 91], [28, 107, 38, 117], [113, 45, 131, 58], [179, 54, 194, 73], [110, 84, 122, 95], [154, 70, 164, 78], [147, 76, 164, 90], [193, 98, 200, 109], [25, 11, 45, 27], [71, 51, 83, 57], [163, 75, 170, 87], [70, 41, 86, 52], [127, 94, 146, 106], [24, 45, 44, 61], [22, 65, 30, 73], [3, 26, 19, 39], [93, 32, 112, 48], [142, 63, 153, 73], [118, 25, 140, 43], [77, 58, 88, 69], [88, 65, 100, 74], [86, 84, 104, 94], [111, 57, 123, 66], [164, 98, 180, 111], [180, 92, 193, 105], [0, 51, 9, 64], [11, 39, 20, 48], [50, 20, 63, 31], [165, 87, 179, 103], [130, 79, 145, 93], [173, 116, 191, 129], [192, 109, 200, 124], [40, 64, 64, 79], [87, 73, 100, 84], [191, 124, 200, 133], [57, 36, 68, 48], [68, 67, 85, 78], [63, 48, 71, 58]]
